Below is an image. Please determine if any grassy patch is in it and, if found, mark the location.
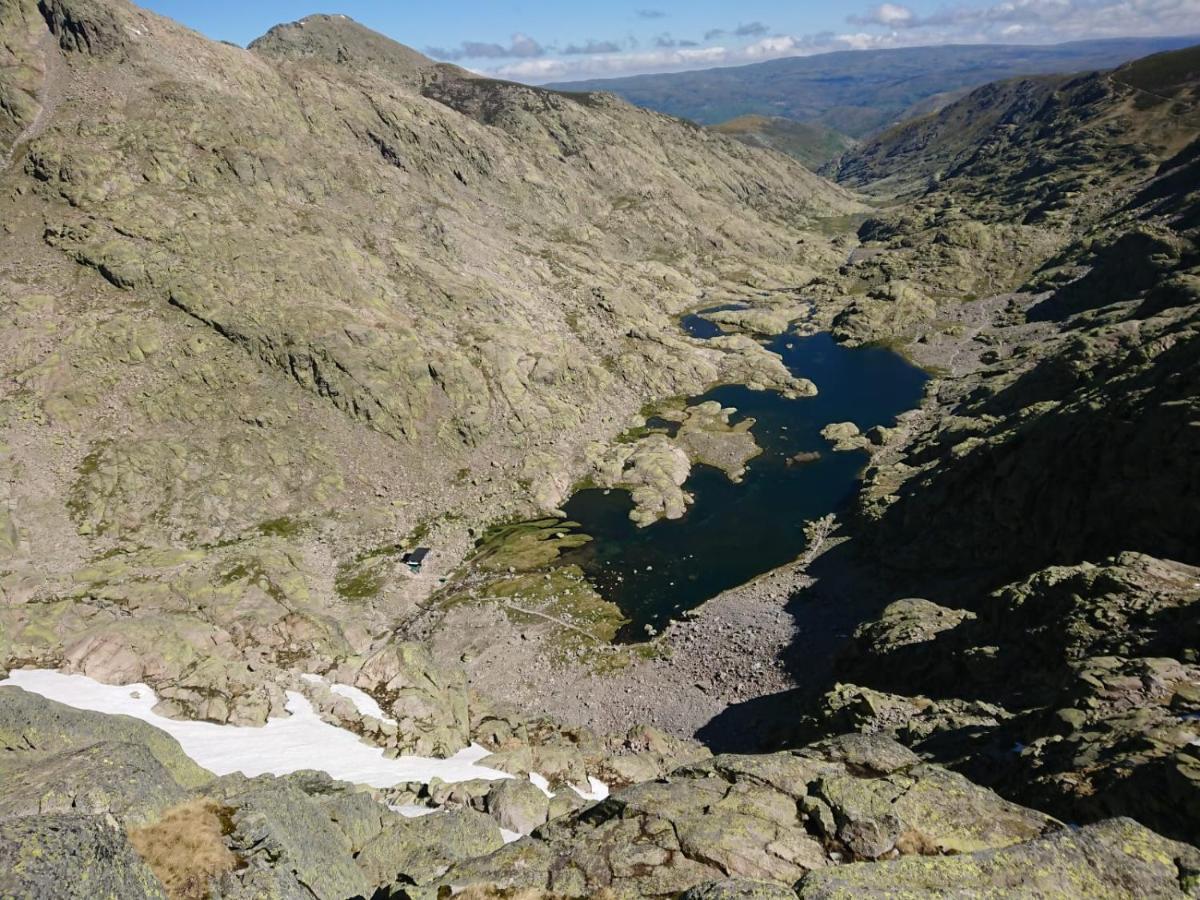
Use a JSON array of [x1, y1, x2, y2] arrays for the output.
[[335, 561, 387, 601], [256, 516, 303, 539], [478, 565, 626, 647], [471, 518, 591, 573], [66, 442, 108, 531], [127, 799, 239, 900]]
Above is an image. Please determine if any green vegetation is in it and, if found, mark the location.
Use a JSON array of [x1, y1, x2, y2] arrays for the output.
[[334, 560, 387, 601], [470, 518, 591, 573], [711, 115, 857, 170], [256, 517, 303, 539]]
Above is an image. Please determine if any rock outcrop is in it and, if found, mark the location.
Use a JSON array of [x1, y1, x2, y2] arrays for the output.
[[822, 553, 1200, 843]]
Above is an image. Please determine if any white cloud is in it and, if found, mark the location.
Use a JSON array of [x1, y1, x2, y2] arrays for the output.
[[849, 3, 916, 27], [428, 32, 545, 61], [495, 45, 730, 80], [743, 36, 799, 57], [894, 0, 1200, 40], [480, 0, 1200, 84]]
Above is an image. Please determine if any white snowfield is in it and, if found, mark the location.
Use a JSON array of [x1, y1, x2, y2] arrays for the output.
[[1, 668, 610, 802], [1, 669, 512, 787]]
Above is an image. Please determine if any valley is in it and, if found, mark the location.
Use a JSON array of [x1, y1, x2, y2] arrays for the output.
[[0, 1, 1198, 897]]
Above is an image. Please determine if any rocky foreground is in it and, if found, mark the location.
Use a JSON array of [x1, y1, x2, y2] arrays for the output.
[[4, 685, 1198, 898], [1, 0, 1199, 897]]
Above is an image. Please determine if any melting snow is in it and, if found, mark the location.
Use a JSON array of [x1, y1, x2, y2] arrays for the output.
[[0, 669, 511, 788], [300, 673, 397, 725], [393, 804, 439, 818], [529, 771, 553, 797], [572, 775, 610, 802]]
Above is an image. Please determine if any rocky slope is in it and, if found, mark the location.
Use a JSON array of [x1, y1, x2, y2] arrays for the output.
[[710, 116, 857, 171], [6, 688, 1197, 899], [0, 0, 854, 724]]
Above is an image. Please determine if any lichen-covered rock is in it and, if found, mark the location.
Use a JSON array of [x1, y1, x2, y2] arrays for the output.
[[355, 807, 505, 888], [486, 777, 550, 835], [0, 813, 169, 899], [355, 642, 470, 756], [205, 773, 375, 900], [0, 686, 211, 789], [820, 422, 868, 452], [0, 741, 190, 826], [421, 736, 1064, 898], [796, 817, 1200, 899], [682, 880, 801, 900], [828, 555, 1200, 841]]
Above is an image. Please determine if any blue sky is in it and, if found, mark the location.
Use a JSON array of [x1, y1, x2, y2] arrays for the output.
[[141, 0, 1200, 82]]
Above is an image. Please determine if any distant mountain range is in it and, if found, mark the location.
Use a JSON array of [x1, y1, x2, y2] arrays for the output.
[[548, 37, 1199, 139]]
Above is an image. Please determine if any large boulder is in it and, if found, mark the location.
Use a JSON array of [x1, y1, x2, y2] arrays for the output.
[[355, 642, 470, 756], [0, 686, 211, 790], [485, 777, 550, 835], [0, 741, 190, 827], [356, 807, 505, 888], [204, 773, 375, 900]]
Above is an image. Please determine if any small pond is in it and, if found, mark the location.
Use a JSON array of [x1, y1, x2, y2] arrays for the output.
[[556, 327, 928, 642]]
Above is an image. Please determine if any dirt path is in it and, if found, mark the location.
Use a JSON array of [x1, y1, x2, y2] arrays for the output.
[[2, 29, 62, 173]]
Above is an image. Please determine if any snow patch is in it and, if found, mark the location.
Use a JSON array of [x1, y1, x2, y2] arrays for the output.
[[301, 673, 397, 725], [0, 669, 511, 789], [572, 776, 610, 801], [529, 771, 554, 798], [500, 828, 523, 844], [393, 804, 439, 818]]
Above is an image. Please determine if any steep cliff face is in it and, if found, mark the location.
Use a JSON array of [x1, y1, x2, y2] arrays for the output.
[[802, 45, 1200, 847], [844, 46, 1200, 578]]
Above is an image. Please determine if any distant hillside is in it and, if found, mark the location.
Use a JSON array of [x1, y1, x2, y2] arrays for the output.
[[830, 43, 1200, 195], [710, 115, 857, 170], [548, 37, 1198, 137]]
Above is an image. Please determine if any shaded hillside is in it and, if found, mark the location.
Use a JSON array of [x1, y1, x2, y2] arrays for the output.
[[711, 115, 857, 170], [793, 44, 1200, 841], [548, 37, 1198, 137], [826, 44, 1200, 571]]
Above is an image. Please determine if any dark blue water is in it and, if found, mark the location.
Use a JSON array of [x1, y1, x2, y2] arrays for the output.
[[680, 304, 749, 339], [557, 331, 928, 642]]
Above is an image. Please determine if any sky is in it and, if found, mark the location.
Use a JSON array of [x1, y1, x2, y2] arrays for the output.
[[141, 0, 1200, 83]]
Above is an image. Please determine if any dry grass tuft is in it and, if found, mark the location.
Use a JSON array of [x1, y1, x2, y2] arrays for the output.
[[451, 888, 620, 899], [895, 828, 942, 856], [128, 798, 239, 900]]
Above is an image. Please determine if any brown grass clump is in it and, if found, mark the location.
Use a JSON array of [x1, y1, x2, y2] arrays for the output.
[[128, 798, 239, 900], [450, 888, 620, 899], [895, 828, 942, 856]]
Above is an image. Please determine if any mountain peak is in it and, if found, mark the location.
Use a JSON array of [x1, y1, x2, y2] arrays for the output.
[[248, 13, 436, 79]]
